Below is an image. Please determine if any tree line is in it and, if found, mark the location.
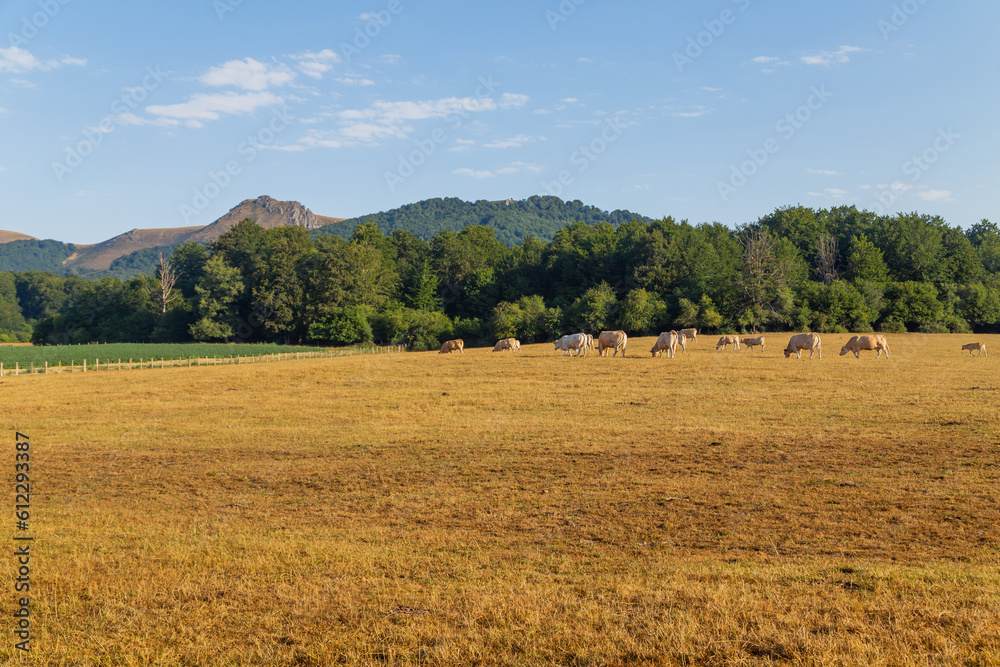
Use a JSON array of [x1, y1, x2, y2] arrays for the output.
[[10, 204, 1000, 349]]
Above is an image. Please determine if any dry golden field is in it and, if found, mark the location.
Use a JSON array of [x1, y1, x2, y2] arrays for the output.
[[2, 333, 999, 666]]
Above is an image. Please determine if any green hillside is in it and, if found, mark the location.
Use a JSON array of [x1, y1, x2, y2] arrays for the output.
[[316, 196, 655, 244], [0, 239, 76, 274]]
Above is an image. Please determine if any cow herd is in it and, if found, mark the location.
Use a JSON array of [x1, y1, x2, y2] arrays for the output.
[[438, 330, 989, 360]]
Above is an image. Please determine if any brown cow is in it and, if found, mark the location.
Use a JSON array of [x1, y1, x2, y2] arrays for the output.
[[716, 335, 741, 351], [961, 342, 987, 357], [741, 336, 765, 352], [439, 339, 464, 354], [598, 330, 628, 357], [783, 333, 822, 359], [839, 335, 889, 359]]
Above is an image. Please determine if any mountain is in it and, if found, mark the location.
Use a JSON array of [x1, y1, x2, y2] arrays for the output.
[[62, 227, 202, 272], [316, 195, 655, 245], [0, 231, 37, 243], [0, 196, 328, 277], [184, 195, 325, 243], [0, 195, 656, 277]]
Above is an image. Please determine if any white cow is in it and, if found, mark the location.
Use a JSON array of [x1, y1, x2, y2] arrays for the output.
[[492, 338, 520, 352], [651, 331, 679, 358], [554, 333, 588, 357], [783, 333, 822, 359], [597, 330, 628, 357], [839, 335, 889, 359], [679, 328, 697, 343], [716, 335, 741, 351], [741, 336, 765, 352]]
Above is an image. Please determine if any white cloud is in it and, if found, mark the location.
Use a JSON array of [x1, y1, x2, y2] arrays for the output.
[[336, 76, 375, 86], [917, 189, 953, 202], [290, 49, 341, 80], [274, 93, 524, 150], [453, 161, 540, 179], [453, 167, 494, 179], [0, 107, 7, 114], [484, 134, 543, 149], [751, 56, 780, 64], [199, 58, 295, 91], [807, 168, 839, 175], [378, 54, 401, 65], [668, 105, 711, 118], [0, 47, 86, 73], [499, 93, 529, 109], [448, 139, 476, 152], [802, 45, 862, 66], [146, 92, 284, 127], [8, 79, 36, 88], [876, 182, 914, 192]]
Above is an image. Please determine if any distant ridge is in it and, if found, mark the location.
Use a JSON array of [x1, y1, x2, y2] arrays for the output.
[[63, 227, 202, 271], [0, 195, 657, 276], [0, 231, 37, 243], [185, 195, 325, 243], [318, 195, 655, 245], [57, 196, 330, 272]]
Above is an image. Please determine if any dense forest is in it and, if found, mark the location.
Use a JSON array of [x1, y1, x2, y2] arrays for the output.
[[320, 196, 656, 245], [8, 203, 1000, 349]]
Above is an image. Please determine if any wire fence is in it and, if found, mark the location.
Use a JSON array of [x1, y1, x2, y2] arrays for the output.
[[0, 345, 407, 377]]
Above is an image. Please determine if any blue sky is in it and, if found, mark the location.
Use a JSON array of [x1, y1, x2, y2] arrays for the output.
[[1, 0, 998, 243]]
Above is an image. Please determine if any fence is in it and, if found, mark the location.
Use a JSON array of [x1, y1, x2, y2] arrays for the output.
[[0, 345, 407, 377]]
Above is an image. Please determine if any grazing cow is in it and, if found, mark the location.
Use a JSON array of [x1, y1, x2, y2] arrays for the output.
[[741, 336, 765, 352], [554, 333, 588, 357], [839, 335, 889, 359], [676, 333, 687, 353], [961, 342, 987, 357], [439, 339, 464, 354], [584, 333, 594, 352], [598, 330, 628, 357], [679, 328, 698, 343], [716, 335, 741, 351], [783, 333, 822, 359], [492, 338, 519, 352], [650, 331, 679, 358]]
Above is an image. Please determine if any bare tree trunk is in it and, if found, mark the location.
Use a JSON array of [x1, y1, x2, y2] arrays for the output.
[[145, 252, 181, 314], [814, 235, 840, 285]]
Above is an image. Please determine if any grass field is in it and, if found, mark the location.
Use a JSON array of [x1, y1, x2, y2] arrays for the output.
[[0, 342, 330, 369], [2, 332, 998, 665]]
